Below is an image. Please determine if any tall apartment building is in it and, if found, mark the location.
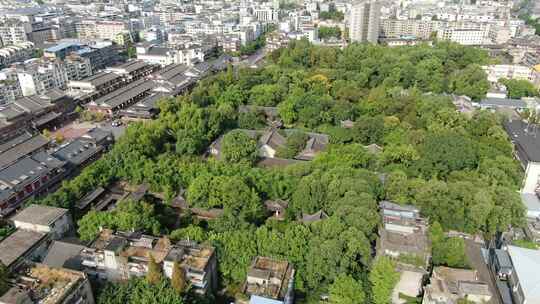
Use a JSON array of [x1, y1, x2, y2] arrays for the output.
[[349, 0, 381, 43], [0, 68, 23, 104], [0, 42, 35, 68], [254, 8, 278, 23], [96, 21, 129, 41], [380, 19, 440, 40], [436, 27, 486, 45], [16, 59, 68, 96], [64, 55, 93, 81], [75, 20, 131, 44], [482, 64, 536, 83], [0, 20, 31, 47], [74, 20, 97, 40]]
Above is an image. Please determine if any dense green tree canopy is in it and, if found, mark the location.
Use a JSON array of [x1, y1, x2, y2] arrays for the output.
[[369, 257, 400, 304], [0, 262, 8, 297], [35, 41, 524, 302], [220, 130, 258, 164], [500, 78, 539, 99]]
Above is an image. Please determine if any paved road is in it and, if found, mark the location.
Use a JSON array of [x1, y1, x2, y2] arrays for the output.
[[464, 240, 502, 304]]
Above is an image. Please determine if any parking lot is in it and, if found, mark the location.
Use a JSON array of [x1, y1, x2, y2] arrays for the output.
[[52, 120, 126, 141]]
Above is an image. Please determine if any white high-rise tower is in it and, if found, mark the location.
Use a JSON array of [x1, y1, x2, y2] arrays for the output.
[[349, 0, 381, 43]]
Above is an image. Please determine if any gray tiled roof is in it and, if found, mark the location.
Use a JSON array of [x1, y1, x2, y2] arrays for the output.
[[504, 119, 540, 164], [0, 157, 51, 191], [479, 98, 527, 108], [76, 71, 121, 87], [52, 139, 102, 166], [0, 132, 32, 154], [0, 135, 49, 169], [93, 79, 154, 109]]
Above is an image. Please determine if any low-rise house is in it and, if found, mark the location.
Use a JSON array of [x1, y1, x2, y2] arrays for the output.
[[80, 230, 217, 295], [377, 201, 430, 269], [42, 240, 86, 270], [75, 182, 147, 214], [0, 262, 94, 304], [264, 199, 288, 220], [238, 105, 281, 127], [171, 191, 224, 220], [10, 204, 72, 239], [294, 132, 329, 161], [259, 129, 286, 158], [0, 229, 49, 271], [475, 97, 533, 111], [423, 267, 492, 304], [242, 256, 294, 304], [378, 200, 430, 302], [300, 210, 329, 223]]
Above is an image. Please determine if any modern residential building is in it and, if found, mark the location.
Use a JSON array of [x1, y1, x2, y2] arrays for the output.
[[0, 68, 23, 105], [136, 44, 205, 67], [80, 230, 218, 294], [44, 40, 121, 73], [380, 19, 440, 40], [483, 64, 537, 83], [75, 20, 131, 45], [0, 20, 31, 46], [0, 263, 95, 304], [10, 204, 72, 239], [15, 58, 69, 96], [0, 42, 35, 68], [349, 0, 381, 43], [241, 256, 295, 304], [436, 27, 486, 45], [503, 119, 540, 219], [490, 245, 540, 304], [64, 55, 93, 81]]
